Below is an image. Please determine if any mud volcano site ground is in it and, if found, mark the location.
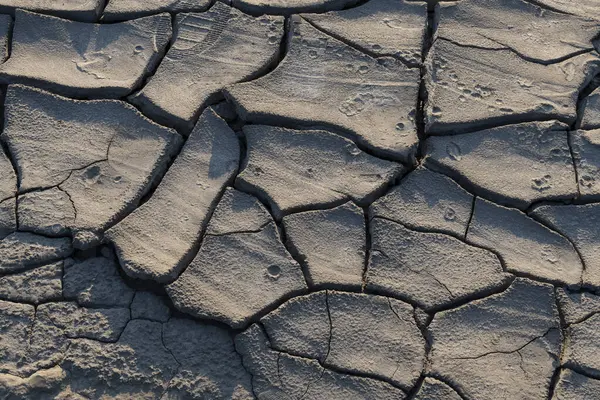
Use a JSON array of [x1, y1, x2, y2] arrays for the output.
[[2, 0, 600, 399]]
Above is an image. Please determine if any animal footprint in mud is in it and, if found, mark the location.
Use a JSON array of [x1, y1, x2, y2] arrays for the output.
[[532, 174, 552, 192], [74, 52, 113, 79]]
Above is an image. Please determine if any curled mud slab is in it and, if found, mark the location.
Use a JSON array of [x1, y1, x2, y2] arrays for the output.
[[1, 0, 600, 398]]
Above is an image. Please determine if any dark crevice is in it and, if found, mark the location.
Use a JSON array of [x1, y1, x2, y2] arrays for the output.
[[422, 162, 585, 272], [371, 258, 514, 313], [3, 15, 13, 62], [258, 321, 410, 393], [56, 187, 78, 222], [434, 36, 506, 51], [451, 327, 558, 361], [405, 374, 426, 400], [525, 192, 600, 209], [509, 268, 581, 290], [572, 70, 600, 132], [340, 0, 371, 11], [519, 0, 576, 15], [420, 375, 470, 400], [228, 114, 410, 165], [124, 12, 176, 99], [167, 308, 245, 336], [560, 365, 600, 381], [371, 211, 463, 243], [324, 290, 333, 362], [566, 131, 582, 198], [11, 228, 71, 242], [372, 212, 510, 274], [18, 159, 108, 195], [564, 308, 600, 327], [414, 307, 433, 330], [438, 36, 594, 66], [122, 95, 187, 137], [525, 199, 563, 214], [295, 291, 332, 399], [301, 17, 420, 69], [387, 305, 420, 390], [97, 0, 111, 20], [481, 33, 594, 65], [118, 13, 186, 136], [136, 135, 185, 207], [414, 308, 433, 384], [0, 292, 64, 307], [223, 281, 456, 336], [547, 367, 562, 400], [271, 205, 312, 288], [225, 0, 369, 17], [0, 85, 18, 222], [233, 146, 404, 222], [427, 113, 574, 137], [548, 289, 567, 400], [361, 165, 415, 221], [415, 3, 437, 163], [205, 220, 271, 237], [554, 287, 568, 329], [464, 195, 476, 239], [160, 320, 182, 366], [280, 219, 315, 289], [141, 188, 230, 286], [17, 131, 115, 197], [70, 313, 132, 344], [64, 327, 130, 344], [126, 288, 135, 320], [361, 235, 516, 313], [526, 211, 588, 282], [131, 9, 290, 134], [232, 342, 259, 400], [469, 212, 583, 287], [253, 16, 291, 80], [360, 206, 370, 291]]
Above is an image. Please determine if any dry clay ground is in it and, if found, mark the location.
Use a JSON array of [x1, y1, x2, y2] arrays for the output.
[[1, 0, 600, 399]]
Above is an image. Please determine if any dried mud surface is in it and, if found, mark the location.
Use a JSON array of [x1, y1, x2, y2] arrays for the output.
[[1, 0, 600, 399]]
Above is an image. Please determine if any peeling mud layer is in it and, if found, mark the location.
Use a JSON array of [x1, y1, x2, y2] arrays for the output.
[[1, 0, 600, 399]]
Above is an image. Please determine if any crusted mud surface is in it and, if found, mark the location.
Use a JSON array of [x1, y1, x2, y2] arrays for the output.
[[1, 0, 600, 399]]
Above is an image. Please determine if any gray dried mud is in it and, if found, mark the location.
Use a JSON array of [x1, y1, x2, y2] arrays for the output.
[[1, 0, 600, 398]]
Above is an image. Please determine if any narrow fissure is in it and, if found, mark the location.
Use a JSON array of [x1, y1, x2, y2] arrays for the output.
[[97, 0, 111, 20], [404, 374, 426, 400], [567, 130, 582, 199], [520, 0, 576, 15], [124, 12, 176, 100], [301, 17, 421, 69], [360, 206, 370, 291], [547, 367, 563, 400], [439, 35, 595, 66], [258, 321, 410, 393], [4, 14, 13, 61], [240, 118, 408, 164], [464, 195, 476, 239], [414, 2, 437, 162], [452, 327, 558, 361]]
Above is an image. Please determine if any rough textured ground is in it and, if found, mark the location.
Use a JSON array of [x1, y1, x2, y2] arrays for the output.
[[0, 0, 599, 399]]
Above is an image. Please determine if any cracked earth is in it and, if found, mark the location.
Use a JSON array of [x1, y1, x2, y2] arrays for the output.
[[0, 0, 600, 399]]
